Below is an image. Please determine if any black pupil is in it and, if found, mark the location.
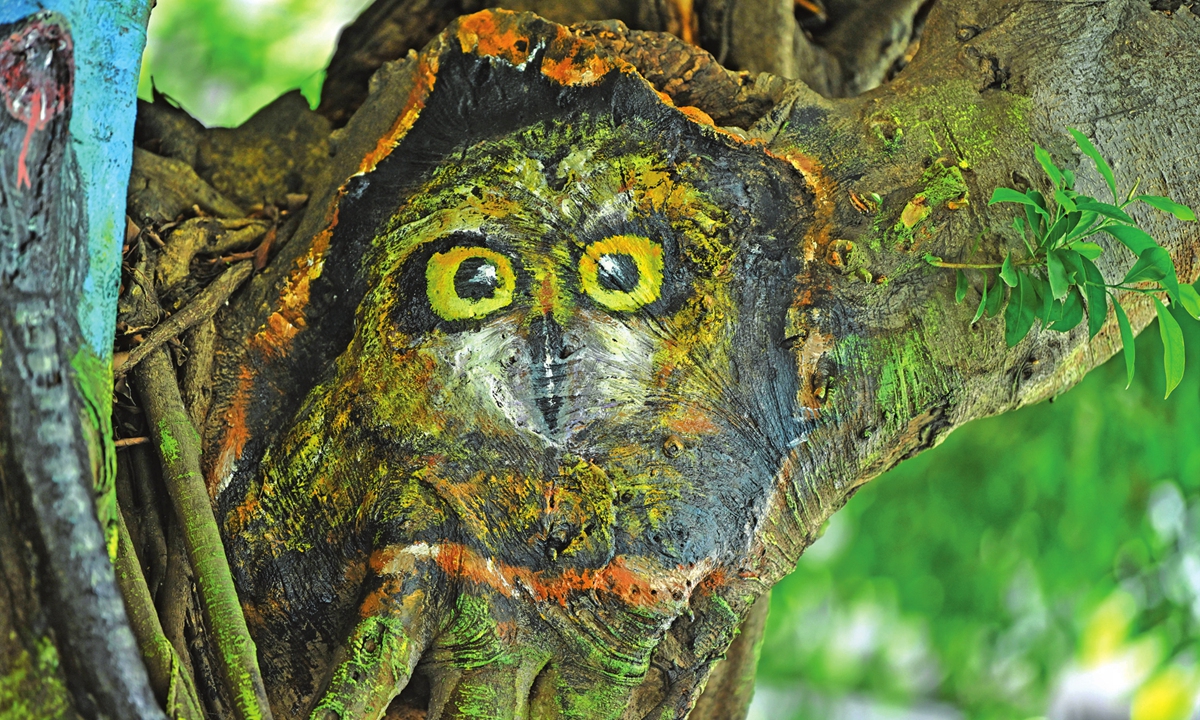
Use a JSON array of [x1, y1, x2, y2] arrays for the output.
[[596, 253, 640, 293], [454, 257, 500, 300]]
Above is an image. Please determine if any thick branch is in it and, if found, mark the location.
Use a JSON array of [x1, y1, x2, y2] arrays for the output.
[[132, 349, 273, 720], [172, 3, 1200, 719]]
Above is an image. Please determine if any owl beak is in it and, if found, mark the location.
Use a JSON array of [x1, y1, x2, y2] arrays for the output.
[[527, 313, 570, 436]]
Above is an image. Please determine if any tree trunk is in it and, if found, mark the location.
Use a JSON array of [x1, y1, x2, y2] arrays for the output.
[[0, 5, 162, 718], [180, 2, 1200, 718], [4, 1, 1200, 719]]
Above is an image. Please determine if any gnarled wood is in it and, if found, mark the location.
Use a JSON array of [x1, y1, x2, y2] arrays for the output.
[[184, 3, 1200, 719]]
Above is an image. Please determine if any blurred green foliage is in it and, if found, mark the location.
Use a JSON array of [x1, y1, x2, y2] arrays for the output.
[[138, 0, 370, 127], [136, 4, 1200, 717], [759, 300, 1200, 719]]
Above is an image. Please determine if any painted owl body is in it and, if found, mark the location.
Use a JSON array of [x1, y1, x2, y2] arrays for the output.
[[208, 11, 816, 717]]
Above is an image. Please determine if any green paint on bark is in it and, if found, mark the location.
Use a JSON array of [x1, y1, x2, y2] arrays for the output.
[[70, 346, 119, 562], [309, 615, 416, 720]]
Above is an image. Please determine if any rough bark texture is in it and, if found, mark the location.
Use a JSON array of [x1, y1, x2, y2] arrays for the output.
[[0, 11, 164, 719], [316, 0, 934, 127], [6, 0, 1197, 719], [168, 2, 1199, 719]]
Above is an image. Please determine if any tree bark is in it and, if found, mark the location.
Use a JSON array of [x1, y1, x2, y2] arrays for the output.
[[5, 0, 1199, 719], [0, 8, 163, 718], [178, 2, 1200, 719]]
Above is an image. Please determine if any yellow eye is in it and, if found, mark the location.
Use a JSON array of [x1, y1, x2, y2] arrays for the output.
[[426, 246, 516, 321], [579, 235, 663, 312]]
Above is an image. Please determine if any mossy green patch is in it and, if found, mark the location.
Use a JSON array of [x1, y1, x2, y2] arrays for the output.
[[0, 635, 73, 720], [886, 80, 1032, 166], [887, 161, 972, 250], [158, 421, 180, 464]]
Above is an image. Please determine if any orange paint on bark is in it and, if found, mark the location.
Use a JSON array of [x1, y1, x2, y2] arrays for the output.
[[209, 365, 254, 495], [253, 208, 338, 360], [434, 543, 677, 608], [541, 49, 614, 87], [766, 147, 836, 264], [457, 11, 537, 67], [667, 410, 719, 436], [795, 330, 833, 410], [360, 576, 406, 618], [359, 51, 440, 176], [536, 272, 557, 316], [697, 569, 726, 592]]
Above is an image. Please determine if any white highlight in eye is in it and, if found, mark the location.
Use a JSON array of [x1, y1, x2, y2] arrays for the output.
[[598, 255, 621, 277], [471, 263, 497, 286]]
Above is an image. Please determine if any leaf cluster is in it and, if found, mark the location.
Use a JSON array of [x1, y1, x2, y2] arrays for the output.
[[927, 129, 1198, 397]]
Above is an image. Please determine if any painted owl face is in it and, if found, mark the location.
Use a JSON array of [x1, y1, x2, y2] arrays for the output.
[[313, 98, 812, 575], [218, 20, 817, 706]]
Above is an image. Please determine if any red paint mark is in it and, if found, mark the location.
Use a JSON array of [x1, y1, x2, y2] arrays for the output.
[[0, 18, 73, 190]]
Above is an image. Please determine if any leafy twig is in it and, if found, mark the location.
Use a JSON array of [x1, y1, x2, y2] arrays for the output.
[[929, 128, 1199, 397]]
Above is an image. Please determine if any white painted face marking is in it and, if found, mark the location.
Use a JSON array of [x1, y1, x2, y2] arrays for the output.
[[429, 310, 657, 446]]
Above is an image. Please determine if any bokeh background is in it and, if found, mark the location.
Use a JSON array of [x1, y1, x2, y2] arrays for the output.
[[138, 2, 1200, 717]]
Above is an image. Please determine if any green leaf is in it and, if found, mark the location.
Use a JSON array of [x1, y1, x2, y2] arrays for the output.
[[1063, 168, 1075, 190], [1054, 188, 1077, 214], [1069, 128, 1118, 202], [1027, 273, 1053, 322], [1062, 210, 1099, 244], [1046, 298, 1064, 324], [1026, 189, 1052, 223], [991, 188, 1052, 230], [972, 274, 989, 324], [1058, 248, 1084, 284], [1063, 210, 1083, 236], [1080, 256, 1109, 339], [1074, 199, 1135, 224], [1155, 297, 1186, 398], [990, 187, 1038, 206], [985, 272, 1006, 317], [1000, 253, 1019, 287], [1005, 271, 1037, 346], [1113, 297, 1136, 388], [1136, 195, 1197, 222], [1122, 246, 1168, 283], [1035, 145, 1064, 188], [1047, 250, 1070, 300], [955, 269, 968, 303], [1123, 246, 1180, 302], [1069, 241, 1104, 260], [1101, 224, 1158, 255], [1025, 203, 1042, 241], [923, 253, 943, 265], [1049, 286, 1085, 332], [1179, 283, 1200, 321], [1043, 214, 1070, 249]]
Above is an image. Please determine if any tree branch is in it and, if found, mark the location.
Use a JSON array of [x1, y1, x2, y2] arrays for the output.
[[150, 2, 1200, 718], [132, 348, 274, 720]]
